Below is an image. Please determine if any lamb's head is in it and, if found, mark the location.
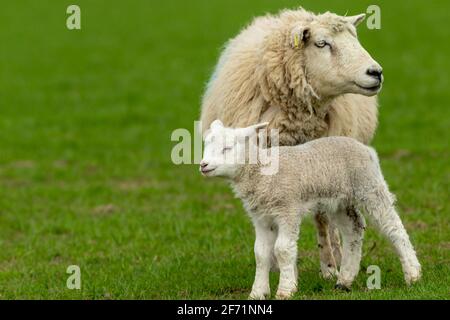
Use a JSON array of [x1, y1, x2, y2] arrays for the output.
[[200, 120, 268, 178], [290, 12, 383, 98]]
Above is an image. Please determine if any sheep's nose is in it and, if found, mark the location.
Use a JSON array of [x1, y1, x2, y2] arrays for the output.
[[366, 66, 383, 81], [200, 161, 208, 168]]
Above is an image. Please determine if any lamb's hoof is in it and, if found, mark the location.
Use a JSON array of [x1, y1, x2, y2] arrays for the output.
[[275, 290, 296, 300], [249, 291, 270, 300], [405, 266, 422, 285], [334, 284, 351, 292]]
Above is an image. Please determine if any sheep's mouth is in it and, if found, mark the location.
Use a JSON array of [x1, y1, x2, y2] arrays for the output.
[[355, 82, 382, 92]]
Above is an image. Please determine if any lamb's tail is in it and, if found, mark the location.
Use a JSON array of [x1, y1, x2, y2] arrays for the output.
[[367, 146, 381, 173], [360, 146, 397, 208]]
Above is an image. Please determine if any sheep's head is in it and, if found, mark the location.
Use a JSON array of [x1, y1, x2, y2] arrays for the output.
[[200, 120, 268, 178], [290, 12, 383, 98]]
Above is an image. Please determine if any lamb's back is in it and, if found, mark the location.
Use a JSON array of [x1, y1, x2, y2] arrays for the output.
[[271, 137, 380, 200]]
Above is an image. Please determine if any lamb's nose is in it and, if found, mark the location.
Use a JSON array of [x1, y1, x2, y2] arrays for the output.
[[200, 161, 208, 168], [366, 66, 383, 81]]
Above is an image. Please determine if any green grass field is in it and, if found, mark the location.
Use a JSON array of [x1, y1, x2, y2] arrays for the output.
[[0, 0, 448, 299]]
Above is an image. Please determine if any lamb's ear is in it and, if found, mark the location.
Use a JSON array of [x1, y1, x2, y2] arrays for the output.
[[250, 122, 269, 131], [210, 119, 224, 130], [239, 122, 269, 137], [290, 25, 311, 49], [346, 14, 366, 27]]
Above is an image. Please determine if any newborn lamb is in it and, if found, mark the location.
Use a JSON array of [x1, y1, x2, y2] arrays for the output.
[[200, 120, 421, 299]]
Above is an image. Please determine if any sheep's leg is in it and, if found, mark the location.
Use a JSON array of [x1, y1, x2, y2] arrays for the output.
[[364, 195, 421, 285], [329, 224, 342, 267], [249, 219, 276, 300], [274, 217, 300, 300], [333, 206, 366, 290], [314, 212, 338, 279]]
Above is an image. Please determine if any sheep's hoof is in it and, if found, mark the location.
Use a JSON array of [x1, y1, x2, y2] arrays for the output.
[[270, 264, 280, 273], [334, 284, 351, 292], [320, 263, 338, 280]]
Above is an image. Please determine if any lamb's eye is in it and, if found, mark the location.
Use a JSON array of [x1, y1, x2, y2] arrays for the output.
[[222, 147, 232, 154], [315, 40, 329, 48]]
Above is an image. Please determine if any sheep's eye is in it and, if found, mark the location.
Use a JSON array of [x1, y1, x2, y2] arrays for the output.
[[315, 40, 329, 48], [222, 147, 232, 154]]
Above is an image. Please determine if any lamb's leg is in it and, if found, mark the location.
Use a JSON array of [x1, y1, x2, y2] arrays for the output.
[[332, 206, 366, 290], [249, 219, 276, 300], [314, 212, 338, 279], [274, 217, 301, 300], [364, 193, 421, 285]]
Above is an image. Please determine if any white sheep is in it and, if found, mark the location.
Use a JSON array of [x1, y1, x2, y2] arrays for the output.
[[200, 120, 421, 300], [201, 7, 384, 279]]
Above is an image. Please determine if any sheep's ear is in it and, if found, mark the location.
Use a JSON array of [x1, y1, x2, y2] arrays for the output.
[[290, 25, 310, 49], [346, 14, 366, 27], [210, 119, 224, 130], [239, 122, 269, 137]]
